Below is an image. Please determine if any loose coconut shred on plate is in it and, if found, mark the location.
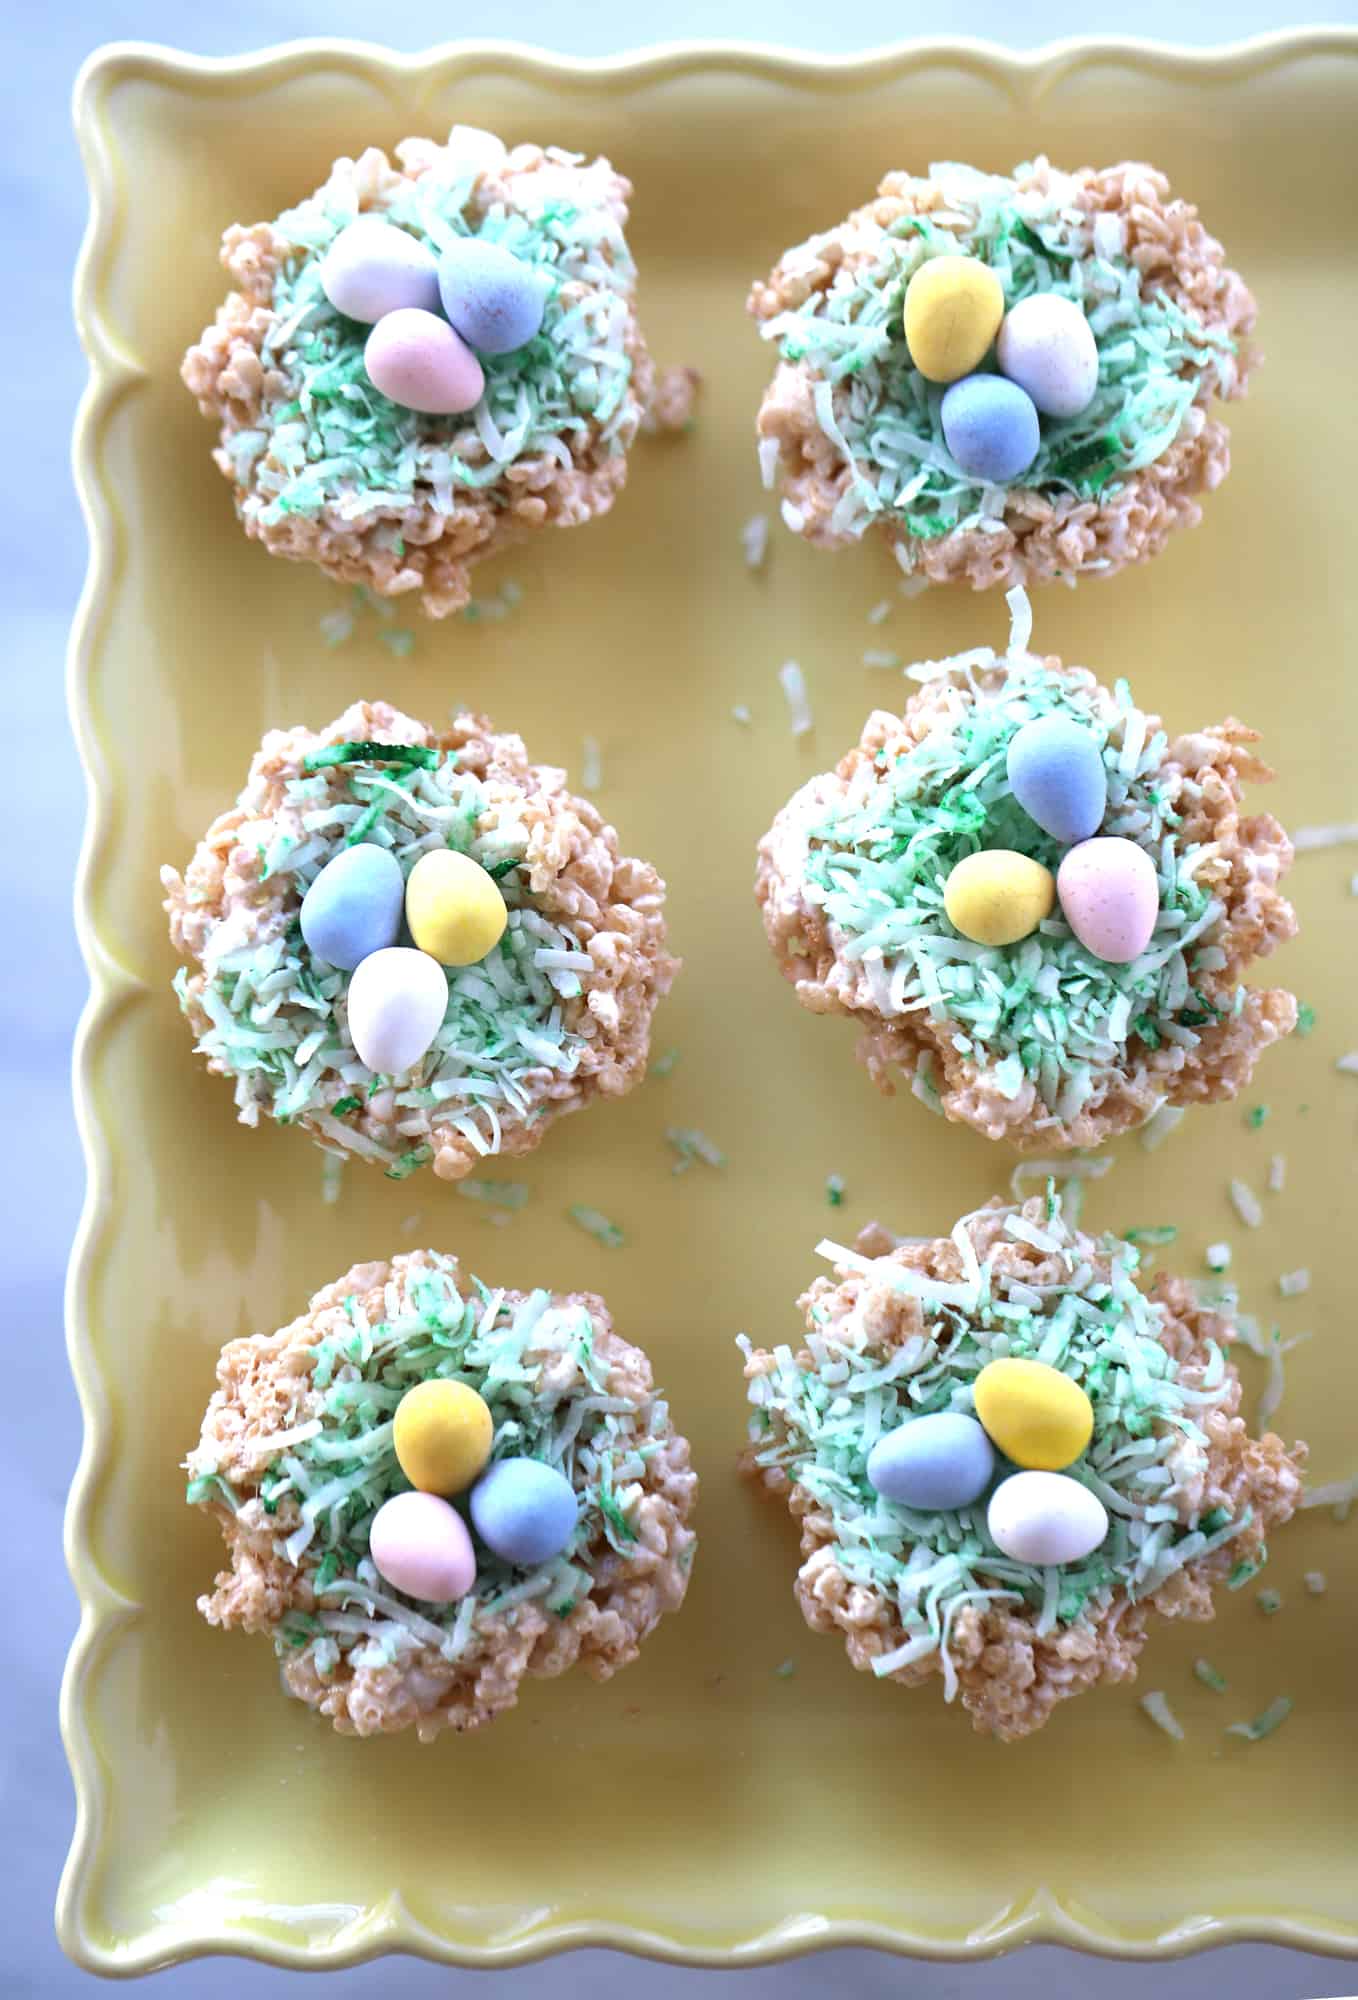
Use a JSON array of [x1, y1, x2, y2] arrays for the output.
[[740, 1194, 1304, 1741], [162, 700, 677, 1181], [186, 1252, 697, 1738], [750, 157, 1255, 588], [182, 125, 696, 615], [756, 591, 1297, 1151]]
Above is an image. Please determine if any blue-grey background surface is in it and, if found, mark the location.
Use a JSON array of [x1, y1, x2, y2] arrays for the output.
[[5, 5, 1355, 1996]]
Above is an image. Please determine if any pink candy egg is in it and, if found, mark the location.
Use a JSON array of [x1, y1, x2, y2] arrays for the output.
[[1057, 837, 1160, 964], [364, 308, 485, 415], [369, 1491, 476, 1603]]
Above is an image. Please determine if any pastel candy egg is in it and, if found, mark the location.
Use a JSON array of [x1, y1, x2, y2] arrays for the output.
[[470, 1457, 579, 1566], [319, 217, 440, 323], [393, 1378, 494, 1494], [1057, 837, 1159, 965], [299, 843, 405, 971], [345, 945, 448, 1073], [405, 849, 508, 967], [943, 849, 1055, 948], [997, 293, 1099, 419], [903, 255, 1005, 384], [866, 1413, 995, 1512], [364, 308, 485, 415], [940, 374, 1041, 483], [987, 1471, 1109, 1567], [973, 1357, 1094, 1471], [438, 239, 548, 356], [369, 1491, 476, 1603], [1006, 714, 1108, 845]]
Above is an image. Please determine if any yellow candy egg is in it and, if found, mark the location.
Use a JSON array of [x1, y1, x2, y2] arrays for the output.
[[943, 850, 1055, 948], [973, 1358, 1094, 1472], [903, 255, 1005, 384], [393, 1379, 493, 1495], [405, 849, 508, 967]]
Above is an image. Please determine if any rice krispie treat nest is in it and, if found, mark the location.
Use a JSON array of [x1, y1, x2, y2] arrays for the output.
[[749, 158, 1255, 587], [182, 125, 694, 615], [756, 598, 1295, 1150], [188, 1251, 697, 1738], [163, 700, 677, 1180], [740, 1195, 1304, 1740]]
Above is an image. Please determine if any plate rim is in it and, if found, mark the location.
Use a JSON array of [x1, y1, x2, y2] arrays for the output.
[[59, 28, 1358, 1974]]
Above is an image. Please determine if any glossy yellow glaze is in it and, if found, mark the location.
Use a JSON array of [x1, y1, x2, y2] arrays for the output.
[[62, 30, 1358, 1977]]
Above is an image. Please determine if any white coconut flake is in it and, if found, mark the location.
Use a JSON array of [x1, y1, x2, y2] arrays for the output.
[[1228, 1178, 1263, 1228], [742, 514, 769, 568], [780, 497, 805, 534], [1139, 1104, 1185, 1152], [1205, 1242, 1232, 1273], [1005, 585, 1033, 658], [1305, 1571, 1328, 1595], [581, 735, 602, 792], [1278, 1268, 1310, 1298], [779, 661, 813, 736], [1267, 1153, 1287, 1194], [1292, 822, 1358, 851], [1336, 1052, 1358, 1076], [731, 704, 752, 726], [863, 649, 901, 669], [758, 436, 780, 490], [867, 599, 892, 625], [1140, 1690, 1185, 1741]]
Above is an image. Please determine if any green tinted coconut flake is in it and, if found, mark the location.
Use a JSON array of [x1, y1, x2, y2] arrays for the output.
[[233, 166, 639, 531], [794, 593, 1224, 1120], [185, 1259, 670, 1675], [740, 1192, 1257, 1701], [174, 747, 590, 1175], [759, 160, 1238, 544]]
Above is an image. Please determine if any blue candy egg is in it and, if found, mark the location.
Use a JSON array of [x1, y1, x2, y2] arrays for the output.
[[866, 1413, 995, 1512], [1006, 714, 1108, 845], [299, 843, 405, 971], [940, 374, 1041, 484], [470, 1457, 578, 1567], [437, 239, 548, 356]]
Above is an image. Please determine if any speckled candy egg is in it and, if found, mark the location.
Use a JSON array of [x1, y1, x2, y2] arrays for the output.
[[394, 1379, 494, 1495], [866, 1413, 995, 1513], [987, 1471, 1109, 1567], [364, 308, 485, 415], [1057, 837, 1160, 964], [299, 843, 405, 971], [344, 945, 448, 1074], [405, 849, 508, 967], [903, 255, 1005, 383], [943, 849, 1055, 948], [438, 239, 548, 356], [973, 1357, 1094, 1471], [369, 1490, 477, 1603], [997, 293, 1100, 419], [940, 374, 1041, 484], [470, 1457, 579, 1566], [319, 216, 441, 323], [1006, 714, 1108, 846]]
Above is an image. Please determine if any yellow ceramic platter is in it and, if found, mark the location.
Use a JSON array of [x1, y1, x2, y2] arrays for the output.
[[62, 32, 1358, 1974]]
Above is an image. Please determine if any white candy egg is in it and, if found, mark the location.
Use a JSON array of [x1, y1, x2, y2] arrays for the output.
[[996, 294, 1100, 420], [345, 946, 448, 1075], [319, 217, 440, 323], [987, 1470, 1109, 1566]]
